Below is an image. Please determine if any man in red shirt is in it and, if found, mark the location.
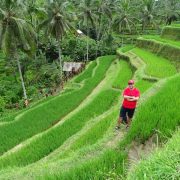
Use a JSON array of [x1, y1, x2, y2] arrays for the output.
[[116, 80, 140, 130]]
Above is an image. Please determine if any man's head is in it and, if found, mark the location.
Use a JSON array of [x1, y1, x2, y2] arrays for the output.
[[128, 79, 134, 89]]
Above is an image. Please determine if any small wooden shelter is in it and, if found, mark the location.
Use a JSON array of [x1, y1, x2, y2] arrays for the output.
[[63, 62, 85, 81]]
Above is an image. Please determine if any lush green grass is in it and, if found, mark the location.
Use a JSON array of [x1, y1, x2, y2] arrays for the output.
[[127, 129, 180, 180], [117, 45, 135, 54], [74, 61, 97, 83], [121, 45, 135, 53], [0, 56, 115, 155], [0, 89, 119, 168], [0, 83, 83, 124], [135, 79, 154, 93], [171, 23, 180, 27], [0, 88, 77, 123], [132, 48, 177, 78], [49, 111, 117, 161], [113, 60, 133, 89], [42, 150, 127, 180], [64, 112, 114, 154], [142, 35, 180, 47], [121, 74, 180, 146]]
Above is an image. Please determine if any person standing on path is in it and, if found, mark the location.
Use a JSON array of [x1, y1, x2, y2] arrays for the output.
[[116, 80, 140, 130]]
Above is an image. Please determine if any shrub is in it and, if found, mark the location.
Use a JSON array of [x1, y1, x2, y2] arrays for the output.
[[0, 96, 6, 113]]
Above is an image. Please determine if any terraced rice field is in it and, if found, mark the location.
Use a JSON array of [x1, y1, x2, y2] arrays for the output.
[[0, 33, 179, 179], [142, 35, 180, 48]]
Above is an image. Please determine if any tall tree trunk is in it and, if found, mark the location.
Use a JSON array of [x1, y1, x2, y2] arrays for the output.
[[58, 40, 63, 87], [95, 15, 103, 58], [86, 22, 89, 62], [16, 56, 28, 100]]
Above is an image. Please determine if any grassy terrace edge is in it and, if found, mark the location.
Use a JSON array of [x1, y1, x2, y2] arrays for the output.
[[0, 55, 115, 155], [127, 129, 180, 180], [136, 38, 180, 66]]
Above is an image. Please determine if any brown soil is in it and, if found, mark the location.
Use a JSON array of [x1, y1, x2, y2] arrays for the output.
[[128, 134, 158, 171]]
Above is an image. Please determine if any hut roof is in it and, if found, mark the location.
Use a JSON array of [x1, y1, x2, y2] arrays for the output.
[[63, 62, 83, 72]]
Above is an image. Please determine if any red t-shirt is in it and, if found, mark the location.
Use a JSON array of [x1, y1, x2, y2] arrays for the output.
[[122, 87, 140, 109]]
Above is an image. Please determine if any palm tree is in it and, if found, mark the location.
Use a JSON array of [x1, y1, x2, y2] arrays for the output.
[[113, 0, 139, 34], [39, 1, 73, 87], [161, 0, 180, 25], [93, 0, 114, 56], [141, 0, 159, 31], [113, 0, 139, 46], [0, 0, 36, 101], [78, 0, 97, 61]]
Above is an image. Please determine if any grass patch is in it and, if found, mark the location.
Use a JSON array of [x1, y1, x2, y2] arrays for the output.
[[117, 45, 135, 54], [0, 89, 119, 168], [74, 61, 97, 83], [132, 48, 177, 78], [142, 35, 180, 48], [0, 56, 115, 155], [127, 129, 180, 180], [113, 60, 133, 89], [135, 79, 154, 93], [42, 149, 127, 180], [121, 45, 135, 53], [49, 111, 117, 161], [136, 38, 180, 67]]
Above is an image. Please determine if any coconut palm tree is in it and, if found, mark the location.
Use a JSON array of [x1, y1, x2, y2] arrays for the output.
[[113, 0, 139, 46], [161, 0, 180, 25], [0, 0, 36, 100], [39, 0, 73, 86], [94, 0, 116, 56], [141, 0, 159, 31], [78, 0, 97, 61], [113, 0, 139, 34]]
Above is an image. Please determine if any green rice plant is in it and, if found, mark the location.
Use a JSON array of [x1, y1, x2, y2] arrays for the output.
[[117, 45, 134, 54], [127, 129, 180, 180], [42, 149, 127, 180], [136, 38, 180, 64], [135, 79, 154, 93], [0, 56, 115, 155], [132, 48, 177, 78], [161, 26, 180, 41], [0, 86, 81, 124], [142, 35, 180, 48], [69, 112, 114, 151], [50, 111, 117, 161], [171, 23, 180, 28], [112, 60, 133, 89], [0, 89, 119, 168], [121, 74, 180, 146], [74, 61, 97, 83], [142, 35, 180, 47]]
